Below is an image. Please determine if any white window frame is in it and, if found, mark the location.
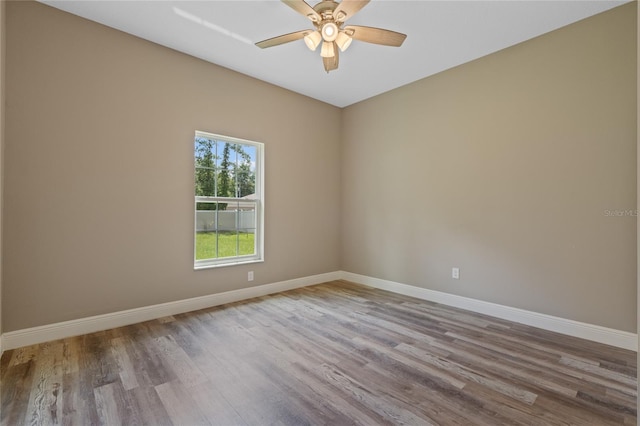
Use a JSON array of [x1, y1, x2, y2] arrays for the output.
[[194, 131, 264, 269]]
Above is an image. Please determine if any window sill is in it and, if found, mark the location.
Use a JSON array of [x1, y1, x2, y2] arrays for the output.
[[194, 258, 264, 271]]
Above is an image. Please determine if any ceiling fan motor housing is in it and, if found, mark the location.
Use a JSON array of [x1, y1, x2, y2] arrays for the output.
[[313, 0, 340, 16], [313, 1, 342, 42]]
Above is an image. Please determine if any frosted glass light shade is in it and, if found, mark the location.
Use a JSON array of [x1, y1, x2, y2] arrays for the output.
[[335, 31, 352, 52], [304, 31, 322, 51], [321, 22, 338, 42], [320, 41, 335, 58]]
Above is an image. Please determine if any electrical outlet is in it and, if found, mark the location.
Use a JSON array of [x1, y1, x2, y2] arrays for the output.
[[248, 271, 254, 282], [452, 267, 460, 280]]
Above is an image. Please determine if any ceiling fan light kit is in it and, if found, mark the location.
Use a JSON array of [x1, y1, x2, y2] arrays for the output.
[[256, 0, 407, 73]]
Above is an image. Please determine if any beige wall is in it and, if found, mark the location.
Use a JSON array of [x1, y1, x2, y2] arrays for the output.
[[4, 1, 342, 331], [3, 1, 637, 335], [342, 3, 637, 332]]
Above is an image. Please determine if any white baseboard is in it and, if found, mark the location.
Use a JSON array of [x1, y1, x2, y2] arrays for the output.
[[340, 271, 638, 351], [1, 271, 341, 351], [2, 270, 636, 353]]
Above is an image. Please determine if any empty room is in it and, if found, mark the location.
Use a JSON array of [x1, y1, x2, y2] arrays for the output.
[[0, 0, 638, 424]]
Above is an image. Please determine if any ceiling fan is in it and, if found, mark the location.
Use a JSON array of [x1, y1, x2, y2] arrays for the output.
[[256, 0, 407, 73]]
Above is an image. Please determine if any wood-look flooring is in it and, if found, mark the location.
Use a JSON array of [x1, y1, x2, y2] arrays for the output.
[[1, 280, 636, 425]]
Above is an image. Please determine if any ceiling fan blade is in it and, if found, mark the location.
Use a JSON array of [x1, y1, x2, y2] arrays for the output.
[[323, 43, 339, 72], [333, 0, 370, 22], [282, 0, 321, 22], [256, 30, 309, 49], [344, 25, 407, 47]]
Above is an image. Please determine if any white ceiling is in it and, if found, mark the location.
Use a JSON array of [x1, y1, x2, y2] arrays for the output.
[[40, 0, 629, 107]]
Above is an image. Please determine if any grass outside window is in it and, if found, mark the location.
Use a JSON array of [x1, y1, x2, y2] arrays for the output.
[[195, 231, 255, 260]]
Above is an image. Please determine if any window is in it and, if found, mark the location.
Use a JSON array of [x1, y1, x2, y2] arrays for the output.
[[194, 131, 264, 269]]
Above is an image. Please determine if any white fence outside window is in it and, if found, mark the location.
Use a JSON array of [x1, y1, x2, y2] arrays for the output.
[[196, 210, 256, 233]]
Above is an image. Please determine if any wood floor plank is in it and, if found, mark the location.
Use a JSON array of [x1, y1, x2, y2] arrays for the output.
[[447, 330, 637, 397], [23, 342, 63, 426], [61, 370, 97, 426], [187, 382, 248, 426], [94, 382, 128, 426], [108, 337, 139, 391], [0, 359, 35, 426], [394, 342, 538, 405], [126, 385, 173, 426], [239, 319, 390, 425], [154, 381, 209, 425], [1, 280, 636, 425], [359, 356, 495, 426], [150, 334, 208, 388]]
